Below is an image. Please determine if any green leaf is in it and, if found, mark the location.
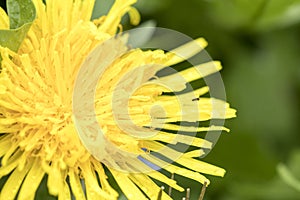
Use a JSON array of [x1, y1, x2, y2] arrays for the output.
[[7, 0, 36, 29], [277, 163, 300, 192], [0, 23, 33, 52], [255, 0, 300, 31], [206, 0, 300, 32], [225, 151, 300, 199], [0, 0, 36, 52]]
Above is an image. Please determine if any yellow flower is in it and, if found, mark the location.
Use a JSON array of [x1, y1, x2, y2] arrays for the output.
[[0, 0, 236, 200]]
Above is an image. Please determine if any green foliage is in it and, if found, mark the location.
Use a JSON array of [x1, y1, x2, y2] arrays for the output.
[[7, 0, 36, 29], [207, 0, 300, 32], [278, 150, 300, 192], [219, 150, 300, 200], [255, 0, 300, 31], [0, 0, 36, 52]]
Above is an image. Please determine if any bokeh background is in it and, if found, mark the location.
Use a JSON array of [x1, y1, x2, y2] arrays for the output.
[[1, 0, 300, 199]]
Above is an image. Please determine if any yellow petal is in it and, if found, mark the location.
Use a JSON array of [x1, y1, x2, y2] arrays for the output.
[[69, 169, 87, 200], [160, 124, 230, 133], [129, 173, 173, 200], [0, 7, 9, 29], [142, 141, 225, 176], [58, 171, 71, 200], [148, 97, 236, 121], [147, 170, 184, 192], [81, 162, 111, 199], [142, 141, 182, 160], [75, 0, 96, 21], [156, 61, 222, 91], [0, 135, 12, 157], [92, 160, 119, 198], [0, 151, 21, 179], [1, 141, 19, 166], [180, 61, 222, 82], [147, 132, 212, 149], [142, 153, 210, 185], [47, 162, 62, 196], [183, 149, 205, 158], [165, 165, 210, 185], [109, 168, 148, 200], [165, 38, 208, 66], [98, 0, 137, 34], [177, 156, 226, 177], [0, 162, 31, 200], [156, 86, 209, 102], [18, 159, 45, 200]]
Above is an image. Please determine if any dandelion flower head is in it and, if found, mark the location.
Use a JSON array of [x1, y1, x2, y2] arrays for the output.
[[0, 0, 236, 199]]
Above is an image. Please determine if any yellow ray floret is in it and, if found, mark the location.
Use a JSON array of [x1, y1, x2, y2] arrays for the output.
[[0, 7, 9, 29]]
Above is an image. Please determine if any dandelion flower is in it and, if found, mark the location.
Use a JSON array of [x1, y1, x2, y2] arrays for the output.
[[0, 0, 236, 199]]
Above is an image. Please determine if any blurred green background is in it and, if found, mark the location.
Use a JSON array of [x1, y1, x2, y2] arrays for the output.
[[1, 0, 300, 199]]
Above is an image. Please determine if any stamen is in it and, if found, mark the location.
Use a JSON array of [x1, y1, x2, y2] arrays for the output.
[[186, 188, 190, 200], [168, 173, 174, 196], [157, 186, 164, 200], [198, 181, 207, 200]]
